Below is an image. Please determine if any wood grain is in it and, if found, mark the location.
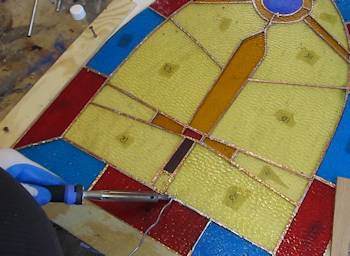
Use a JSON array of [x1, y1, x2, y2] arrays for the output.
[[0, 0, 135, 148], [0, 0, 114, 120], [44, 202, 177, 255], [331, 177, 350, 256]]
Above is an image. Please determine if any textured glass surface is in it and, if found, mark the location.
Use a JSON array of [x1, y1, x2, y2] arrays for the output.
[[111, 21, 221, 124], [87, 9, 164, 75], [253, 22, 348, 86], [16, 69, 106, 148], [190, 32, 265, 133], [235, 153, 309, 202], [27, 1, 349, 255], [276, 180, 335, 255], [317, 100, 350, 183], [168, 145, 295, 251], [212, 82, 345, 176], [152, 113, 184, 134], [172, 3, 266, 66], [154, 171, 172, 193], [93, 85, 156, 121], [91, 167, 208, 255], [311, 0, 349, 49], [193, 222, 271, 256], [65, 105, 182, 184], [20, 140, 105, 189], [336, 0, 350, 22], [204, 138, 236, 159]]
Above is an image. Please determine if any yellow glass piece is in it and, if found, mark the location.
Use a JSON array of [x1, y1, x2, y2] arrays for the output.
[[212, 81, 346, 176], [111, 21, 221, 124], [311, 0, 349, 50], [168, 145, 294, 251], [304, 16, 349, 61], [190, 32, 266, 133], [172, 3, 266, 66], [253, 22, 348, 86], [153, 171, 172, 193], [65, 105, 182, 184], [93, 85, 156, 121], [234, 153, 309, 202]]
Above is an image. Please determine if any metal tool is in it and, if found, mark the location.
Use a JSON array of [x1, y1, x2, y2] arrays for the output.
[[28, 0, 39, 37], [89, 26, 98, 38], [45, 184, 171, 205], [56, 0, 62, 12]]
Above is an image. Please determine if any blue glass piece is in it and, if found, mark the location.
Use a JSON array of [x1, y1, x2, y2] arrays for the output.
[[87, 8, 164, 75], [335, 0, 350, 22], [193, 222, 271, 256], [19, 139, 105, 189], [317, 100, 350, 183], [263, 0, 303, 15]]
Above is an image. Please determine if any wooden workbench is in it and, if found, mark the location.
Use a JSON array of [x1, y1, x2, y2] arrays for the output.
[[0, 0, 140, 148], [0, 0, 112, 120]]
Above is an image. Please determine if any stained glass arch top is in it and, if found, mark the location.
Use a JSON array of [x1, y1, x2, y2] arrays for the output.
[[15, 0, 350, 255]]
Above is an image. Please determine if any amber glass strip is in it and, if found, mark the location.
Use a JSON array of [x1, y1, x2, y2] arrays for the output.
[[152, 113, 184, 134], [254, 0, 273, 20], [204, 138, 236, 158], [190, 32, 266, 133], [304, 16, 349, 61], [303, 0, 312, 10]]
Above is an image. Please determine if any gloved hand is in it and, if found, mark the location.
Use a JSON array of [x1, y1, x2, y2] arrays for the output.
[[0, 148, 65, 205]]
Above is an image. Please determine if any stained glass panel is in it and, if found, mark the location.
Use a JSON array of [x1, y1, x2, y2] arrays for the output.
[[14, 0, 350, 255]]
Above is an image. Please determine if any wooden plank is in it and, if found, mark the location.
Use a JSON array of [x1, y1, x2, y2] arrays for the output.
[[44, 202, 178, 255], [331, 177, 350, 256], [0, 0, 136, 148]]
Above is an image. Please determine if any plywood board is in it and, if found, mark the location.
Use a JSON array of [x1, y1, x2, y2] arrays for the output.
[[331, 177, 350, 256]]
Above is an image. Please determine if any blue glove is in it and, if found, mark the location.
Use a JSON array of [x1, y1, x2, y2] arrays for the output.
[[0, 148, 65, 205]]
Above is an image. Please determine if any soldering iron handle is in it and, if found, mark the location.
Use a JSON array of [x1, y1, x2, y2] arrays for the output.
[[45, 184, 84, 205]]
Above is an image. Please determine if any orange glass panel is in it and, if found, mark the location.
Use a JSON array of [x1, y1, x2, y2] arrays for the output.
[[190, 32, 266, 133], [152, 113, 184, 134], [204, 138, 236, 158]]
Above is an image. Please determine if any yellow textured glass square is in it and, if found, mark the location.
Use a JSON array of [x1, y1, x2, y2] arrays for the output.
[[65, 105, 182, 184], [172, 3, 266, 66], [153, 171, 172, 193], [212, 82, 345, 176], [311, 0, 349, 49], [234, 153, 309, 202], [253, 22, 348, 86], [168, 145, 294, 251], [93, 85, 156, 121], [110, 21, 221, 124]]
